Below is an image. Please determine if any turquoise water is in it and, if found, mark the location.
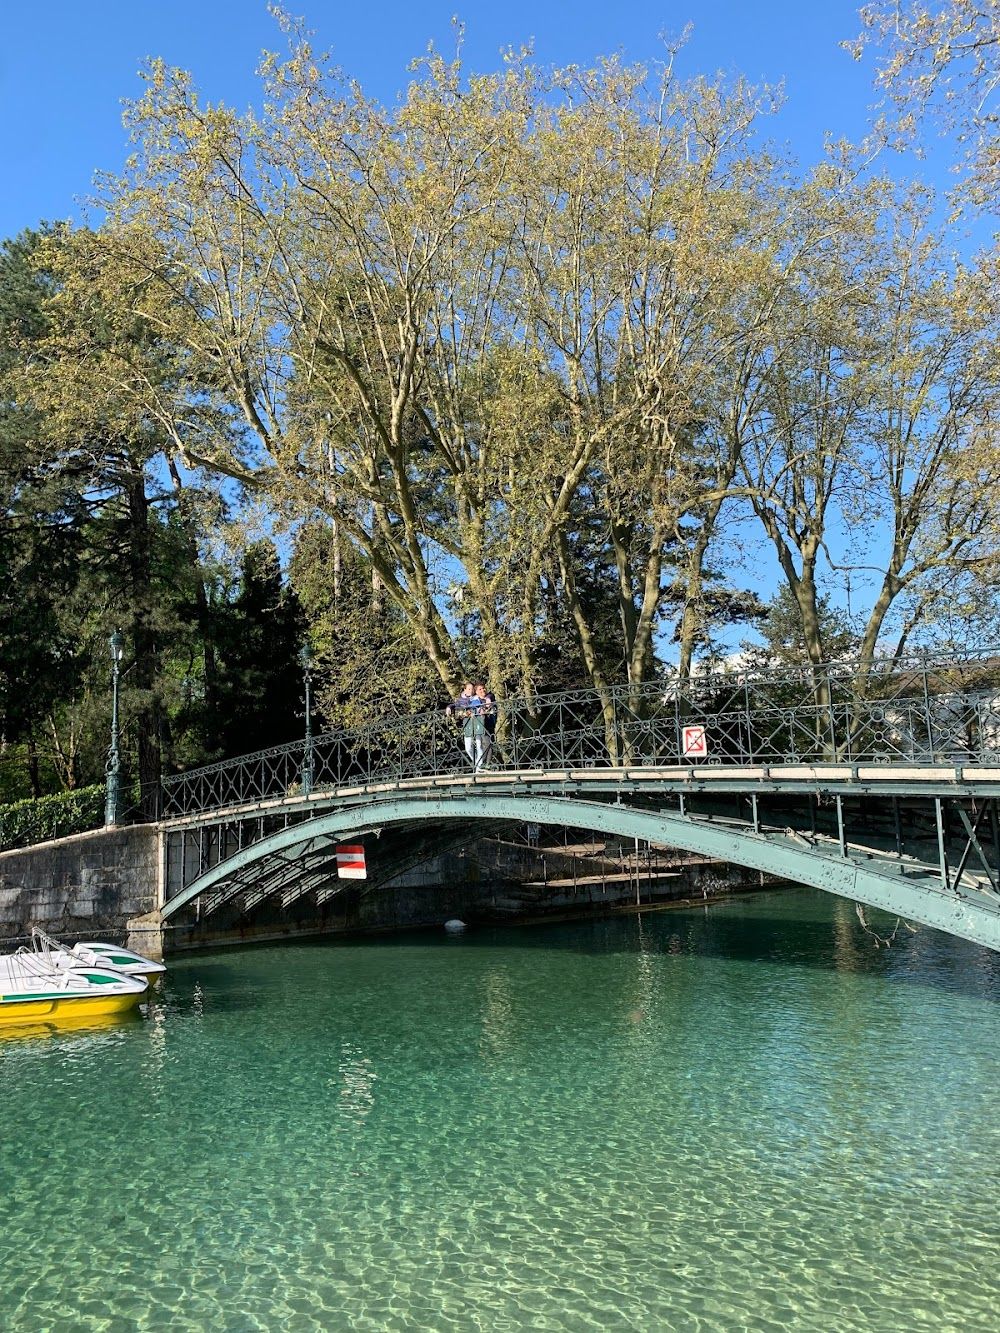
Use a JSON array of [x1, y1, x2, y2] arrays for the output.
[[3, 889, 1000, 1331]]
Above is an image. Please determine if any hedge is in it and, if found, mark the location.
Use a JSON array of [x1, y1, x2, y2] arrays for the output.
[[0, 784, 106, 851]]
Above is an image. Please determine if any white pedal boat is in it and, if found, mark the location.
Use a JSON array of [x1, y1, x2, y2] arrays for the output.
[[18, 929, 166, 986], [62, 940, 165, 986]]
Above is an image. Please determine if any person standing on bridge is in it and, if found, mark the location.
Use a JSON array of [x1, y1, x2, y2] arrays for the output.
[[475, 683, 496, 768], [446, 683, 476, 717]]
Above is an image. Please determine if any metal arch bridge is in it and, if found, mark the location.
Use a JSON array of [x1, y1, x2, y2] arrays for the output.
[[155, 649, 1000, 951]]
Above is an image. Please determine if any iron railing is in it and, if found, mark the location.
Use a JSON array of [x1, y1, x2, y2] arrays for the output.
[[159, 648, 1000, 818]]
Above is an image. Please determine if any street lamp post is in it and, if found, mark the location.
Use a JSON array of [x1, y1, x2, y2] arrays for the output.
[[105, 630, 125, 826], [300, 643, 314, 796]]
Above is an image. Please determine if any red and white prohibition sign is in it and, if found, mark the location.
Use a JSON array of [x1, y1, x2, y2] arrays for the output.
[[681, 726, 708, 759], [336, 845, 367, 879]]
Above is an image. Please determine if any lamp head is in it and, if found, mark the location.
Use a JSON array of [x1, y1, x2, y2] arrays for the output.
[[109, 630, 125, 664], [299, 643, 314, 671]]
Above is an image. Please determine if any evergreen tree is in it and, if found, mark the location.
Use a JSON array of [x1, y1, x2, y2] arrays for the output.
[[0, 226, 228, 802], [742, 584, 859, 668], [210, 541, 305, 755]]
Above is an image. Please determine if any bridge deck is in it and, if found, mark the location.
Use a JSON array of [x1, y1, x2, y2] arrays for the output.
[[160, 762, 1000, 831]]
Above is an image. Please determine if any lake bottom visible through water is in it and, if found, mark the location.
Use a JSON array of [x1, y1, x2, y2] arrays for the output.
[[2, 887, 1000, 1331]]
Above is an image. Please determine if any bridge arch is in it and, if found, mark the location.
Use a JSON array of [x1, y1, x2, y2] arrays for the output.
[[161, 793, 1000, 952]]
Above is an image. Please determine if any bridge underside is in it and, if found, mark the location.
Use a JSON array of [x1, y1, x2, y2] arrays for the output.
[[173, 817, 504, 918], [160, 791, 1000, 953]]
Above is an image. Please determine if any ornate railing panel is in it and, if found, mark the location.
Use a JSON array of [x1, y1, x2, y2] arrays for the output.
[[160, 649, 1000, 818]]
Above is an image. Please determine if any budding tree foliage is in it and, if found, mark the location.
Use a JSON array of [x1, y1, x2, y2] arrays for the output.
[[851, 1, 1000, 208], [89, 15, 794, 696]]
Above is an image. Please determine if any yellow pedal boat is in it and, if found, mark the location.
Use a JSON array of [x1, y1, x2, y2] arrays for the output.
[[0, 950, 148, 1028]]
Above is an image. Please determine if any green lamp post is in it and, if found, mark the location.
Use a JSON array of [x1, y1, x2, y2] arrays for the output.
[[299, 643, 314, 796], [104, 630, 125, 826]]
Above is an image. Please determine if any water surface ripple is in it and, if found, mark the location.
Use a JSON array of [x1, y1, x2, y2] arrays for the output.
[[3, 889, 1000, 1331]]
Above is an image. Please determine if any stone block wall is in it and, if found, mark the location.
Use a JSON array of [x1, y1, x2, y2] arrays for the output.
[[0, 824, 159, 945]]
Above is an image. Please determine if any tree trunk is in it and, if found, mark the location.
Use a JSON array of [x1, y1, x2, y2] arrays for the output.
[[124, 467, 162, 819], [556, 531, 620, 762]]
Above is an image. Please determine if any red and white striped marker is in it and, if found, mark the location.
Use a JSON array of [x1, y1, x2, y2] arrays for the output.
[[336, 845, 367, 879]]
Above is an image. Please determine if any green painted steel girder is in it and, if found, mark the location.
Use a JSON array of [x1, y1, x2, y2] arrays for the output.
[[160, 793, 1000, 953], [159, 766, 1000, 832]]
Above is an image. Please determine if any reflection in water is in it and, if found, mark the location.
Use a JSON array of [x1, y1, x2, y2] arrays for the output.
[[334, 1042, 377, 1128], [139, 997, 169, 1102], [479, 966, 514, 1060], [625, 914, 657, 1033], [0, 1009, 142, 1047]]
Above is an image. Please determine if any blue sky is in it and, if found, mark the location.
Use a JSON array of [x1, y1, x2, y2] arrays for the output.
[[1, 2, 887, 242]]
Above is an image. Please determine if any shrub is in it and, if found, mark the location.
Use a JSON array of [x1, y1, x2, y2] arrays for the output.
[[0, 784, 106, 851]]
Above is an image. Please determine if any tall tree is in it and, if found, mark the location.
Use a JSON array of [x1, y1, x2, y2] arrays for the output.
[[89, 20, 792, 704], [290, 524, 441, 727], [0, 227, 231, 808], [0, 229, 90, 796], [741, 584, 859, 668], [731, 176, 1000, 674]]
